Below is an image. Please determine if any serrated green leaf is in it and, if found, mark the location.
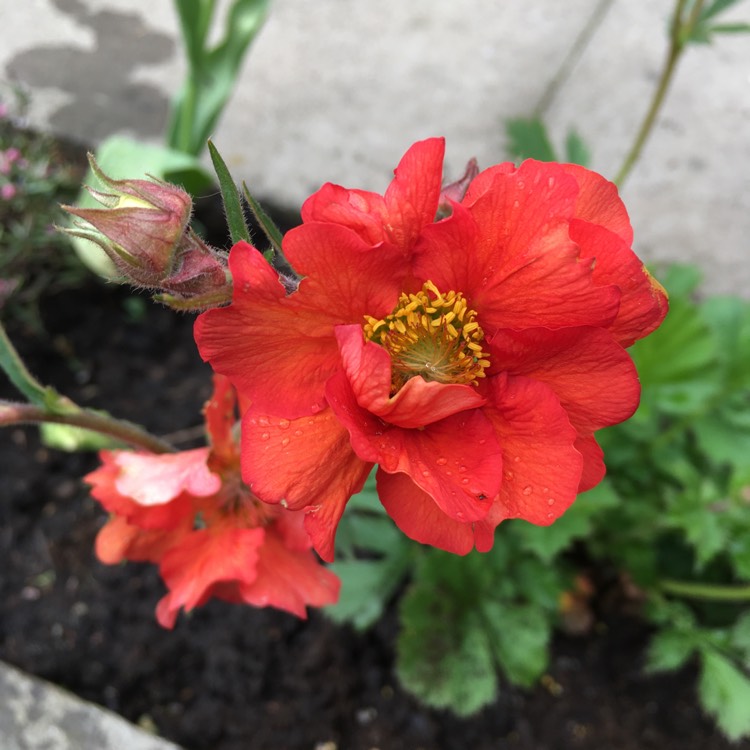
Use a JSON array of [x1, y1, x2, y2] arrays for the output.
[[698, 649, 750, 741], [731, 612, 750, 662], [505, 117, 558, 162], [645, 628, 699, 673], [564, 129, 591, 166], [207, 140, 251, 246], [398, 588, 497, 715], [481, 601, 551, 686], [693, 413, 750, 466]]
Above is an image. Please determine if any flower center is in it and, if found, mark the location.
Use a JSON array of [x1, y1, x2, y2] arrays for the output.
[[363, 280, 490, 392]]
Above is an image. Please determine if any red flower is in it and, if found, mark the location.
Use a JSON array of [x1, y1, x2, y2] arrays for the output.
[[195, 138, 667, 560], [85, 375, 340, 627]]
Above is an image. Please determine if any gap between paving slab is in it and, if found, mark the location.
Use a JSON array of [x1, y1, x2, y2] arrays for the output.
[[0, 660, 185, 750]]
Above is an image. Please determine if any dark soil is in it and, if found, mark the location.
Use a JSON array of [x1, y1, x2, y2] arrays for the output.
[[2, 207, 748, 750]]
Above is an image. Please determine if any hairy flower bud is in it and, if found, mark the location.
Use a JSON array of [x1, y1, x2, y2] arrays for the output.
[[63, 156, 231, 310]]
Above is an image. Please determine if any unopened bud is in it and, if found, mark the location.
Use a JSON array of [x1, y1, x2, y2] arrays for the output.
[[437, 157, 480, 219], [63, 156, 231, 310]]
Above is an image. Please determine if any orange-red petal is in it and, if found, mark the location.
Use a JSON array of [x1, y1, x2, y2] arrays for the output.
[[241, 406, 371, 562]]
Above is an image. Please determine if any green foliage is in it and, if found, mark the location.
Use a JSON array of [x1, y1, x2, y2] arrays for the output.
[[686, 0, 750, 43], [504, 117, 591, 166], [396, 538, 560, 715], [167, 0, 271, 156]]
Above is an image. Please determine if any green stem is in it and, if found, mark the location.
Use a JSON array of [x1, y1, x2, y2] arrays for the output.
[[614, 0, 705, 187], [0, 321, 55, 407], [661, 578, 750, 602], [1, 400, 176, 454]]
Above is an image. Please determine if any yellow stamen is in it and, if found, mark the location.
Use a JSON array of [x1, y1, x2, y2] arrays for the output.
[[363, 280, 491, 392]]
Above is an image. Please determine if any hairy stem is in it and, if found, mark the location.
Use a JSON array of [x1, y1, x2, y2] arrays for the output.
[[661, 578, 750, 602]]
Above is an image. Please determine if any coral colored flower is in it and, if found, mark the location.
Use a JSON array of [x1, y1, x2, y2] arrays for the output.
[[85, 375, 340, 628], [195, 138, 667, 560]]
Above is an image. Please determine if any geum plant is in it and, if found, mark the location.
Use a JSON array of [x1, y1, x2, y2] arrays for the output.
[[1, 135, 668, 706]]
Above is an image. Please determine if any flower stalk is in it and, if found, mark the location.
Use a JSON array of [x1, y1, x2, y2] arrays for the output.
[[614, 0, 707, 186], [660, 578, 750, 603]]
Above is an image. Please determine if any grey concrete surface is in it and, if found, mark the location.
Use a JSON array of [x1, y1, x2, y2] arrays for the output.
[[1, 0, 748, 295], [0, 660, 184, 750]]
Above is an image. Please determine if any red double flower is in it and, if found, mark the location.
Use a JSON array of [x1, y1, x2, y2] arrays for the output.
[[86, 375, 340, 627], [195, 138, 667, 561]]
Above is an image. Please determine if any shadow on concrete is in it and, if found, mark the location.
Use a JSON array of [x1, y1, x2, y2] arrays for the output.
[[5, 0, 174, 142]]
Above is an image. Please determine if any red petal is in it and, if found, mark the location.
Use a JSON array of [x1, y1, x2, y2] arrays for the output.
[[238, 529, 340, 617], [575, 434, 606, 492], [113, 448, 218, 504], [487, 326, 640, 432], [559, 163, 633, 245], [416, 164, 621, 332], [376, 470, 477, 554], [300, 137, 445, 254], [196, 232, 407, 419], [204, 374, 240, 467], [242, 407, 372, 562], [485, 374, 583, 526], [94, 515, 190, 565], [156, 527, 264, 628], [326, 370, 502, 523], [335, 324, 486, 428], [570, 219, 668, 347]]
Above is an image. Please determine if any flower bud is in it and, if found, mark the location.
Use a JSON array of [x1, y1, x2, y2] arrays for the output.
[[437, 157, 480, 219], [63, 156, 231, 310]]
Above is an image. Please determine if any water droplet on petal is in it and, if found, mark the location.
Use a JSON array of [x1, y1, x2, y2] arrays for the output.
[[278, 419, 290, 430], [422, 470, 431, 477], [281, 437, 290, 448], [461, 478, 470, 485], [543, 487, 549, 494], [547, 497, 555, 506], [445, 470, 453, 476], [311, 403, 323, 414], [504, 470, 514, 481], [294, 429, 303, 437], [478, 439, 487, 445], [258, 416, 270, 427], [513, 456, 521, 463], [261, 432, 270, 441], [436, 457, 448, 466], [458, 465, 467, 473], [522, 485, 533, 496], [280, 499, 288, 508]]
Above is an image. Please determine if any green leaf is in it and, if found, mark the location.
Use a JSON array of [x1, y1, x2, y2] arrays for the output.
[[698, 649, 750, 741], [207, 140, 251, 246], [564, 129, 591, 166], [168, 0, 271, 155], [513, 479, 620, 563], [505, 117, 557, 162], [693, 412, 750, 466], [242, 182, 284, 257], [645, 627, 699, 673], [69, 137, 213, 278], [731, 611, 750, 662], [397, 586, 498, 715], [481, 601, 551, 686], [698, 0, 745, 22]]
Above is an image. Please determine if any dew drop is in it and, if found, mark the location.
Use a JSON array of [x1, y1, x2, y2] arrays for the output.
[[461, 478, 470, 485], [542, 487, 549, 494], [436, 457, 448, 466], [504, 470, 514, 481], [278, 419, 290, 430], [445, 470, 453, 476], [458, 465, 467, 473], [513, 199, 520, 209], [455, 511, 466, 521], [547, 511, 555, 519], [513, 456, 521, 463], [547, 497, 555, 506], [280, 499, 288, 508], [422, 470, 431, 477], [261, 432, 270, 441], [294, 429, 303, 437], [522, 485, 533, 496], [258, 416, 270, 427], [308, 419, 315, 426], [478, 439, 487, 445], [310, 403, 323, 414], [281, 437, 290, 448]]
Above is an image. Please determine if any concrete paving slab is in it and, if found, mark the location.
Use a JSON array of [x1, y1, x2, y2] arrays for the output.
[[0, 0, 748, 296], [0, 660, 184, 750]]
